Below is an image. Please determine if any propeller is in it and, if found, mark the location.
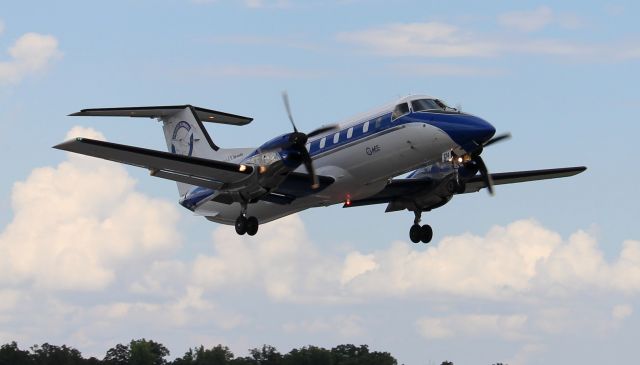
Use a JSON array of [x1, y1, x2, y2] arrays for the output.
[[468, 132, 511, 195], [281, 91, 338, 189]]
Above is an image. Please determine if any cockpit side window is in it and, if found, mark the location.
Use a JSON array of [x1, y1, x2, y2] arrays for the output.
[[392, 103, 410, 120], [411, 99, 451, 112]]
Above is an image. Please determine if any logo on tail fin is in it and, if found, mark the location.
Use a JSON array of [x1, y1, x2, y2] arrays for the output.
[[171, 121, 194, 156]]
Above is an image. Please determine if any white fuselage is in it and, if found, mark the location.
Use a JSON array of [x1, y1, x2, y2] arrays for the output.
[[196, 104, 457, 225]]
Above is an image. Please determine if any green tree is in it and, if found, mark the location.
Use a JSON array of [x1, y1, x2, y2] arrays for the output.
[[0, 342, 33, 365], [331, 344, 367, 365], [130, 339, 169, 365], [104, 343, 130, 365], [171, 348, 194, 365], [329, 344, 396, 365], [173, 345, 236, 365], [283, 346, 332, 365], [363, 350, 396, 365], [248, 345, 282, 365], [196, 345, 235, 364], [30, 343, 85, 365]]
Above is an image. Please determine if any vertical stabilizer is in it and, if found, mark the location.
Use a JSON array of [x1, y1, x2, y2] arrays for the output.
[[68, 104, 253, 197], [160, 106, 222, 196]]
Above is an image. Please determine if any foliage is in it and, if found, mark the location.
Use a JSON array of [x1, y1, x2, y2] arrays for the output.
[[0, 340, 404, 365]]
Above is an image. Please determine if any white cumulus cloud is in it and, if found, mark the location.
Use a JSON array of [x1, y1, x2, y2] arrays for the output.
[[0, 127, 181, 291], [0, 26, 61, 84]]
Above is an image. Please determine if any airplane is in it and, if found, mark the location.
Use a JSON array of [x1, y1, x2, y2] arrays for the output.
[[54, 93, 586, 243]]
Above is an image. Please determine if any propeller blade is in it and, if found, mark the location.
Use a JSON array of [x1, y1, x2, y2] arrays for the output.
[[474, 155, 494, 195], [281, 91, 298, 133], [307, 124, 339, 139], [484, 132, 511, 147], [298, 146, 319, 189]]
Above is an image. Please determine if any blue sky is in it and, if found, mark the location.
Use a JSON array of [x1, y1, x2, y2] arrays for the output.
[[0, 1, 639, 364]]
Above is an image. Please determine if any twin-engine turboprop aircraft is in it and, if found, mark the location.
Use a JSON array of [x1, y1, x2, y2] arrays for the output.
[[55, 93, 586, 243]]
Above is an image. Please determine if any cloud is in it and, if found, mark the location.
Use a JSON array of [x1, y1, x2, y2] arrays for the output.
[[191, 215, 342, 302], [0, 28, 61, 84], [416, 314, 528, 340], [337, 22, 500, 58], [283, 315, 364, 338], [340, 252, 378, 285], [189, 65, 326, 79], [498, 6, 583, 32], [337, 20, 635, 61], [340, 221, 640, 300], [151, 217, 640, 305], [612, 304, 633, 321], [0, 126, 181, 291], [389, 63, 506, 77], [498, 6, 554, 32]]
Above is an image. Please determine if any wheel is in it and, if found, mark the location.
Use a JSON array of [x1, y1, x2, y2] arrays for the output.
[[246, 216, 259, 236], [235, 216, 247, 235], [409, 224, 422, 243], [420, 224, 433, 244]]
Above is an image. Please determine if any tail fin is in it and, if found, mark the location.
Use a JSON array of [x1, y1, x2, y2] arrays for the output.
[[161, 106, 220, 159], [70, 104, 253, 196]]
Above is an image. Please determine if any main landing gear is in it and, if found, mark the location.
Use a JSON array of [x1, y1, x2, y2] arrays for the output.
[[235, 203, 259, 236], [409, 211, 433, 244]]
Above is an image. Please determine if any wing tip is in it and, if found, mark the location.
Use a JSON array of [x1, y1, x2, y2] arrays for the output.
[[52, 137, 86, 150]]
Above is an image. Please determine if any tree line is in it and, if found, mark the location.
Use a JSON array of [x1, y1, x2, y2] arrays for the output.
[[0, 340, 402, 365]]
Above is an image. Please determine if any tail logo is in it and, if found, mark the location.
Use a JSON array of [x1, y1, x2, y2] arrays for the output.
[[171, 121, 194, 156]]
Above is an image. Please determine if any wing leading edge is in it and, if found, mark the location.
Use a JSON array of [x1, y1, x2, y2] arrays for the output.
[[346, 166, 586, 208], [54, 138, 335, 203], [461, 166, 586, 193], [54, 138, 254, 190]]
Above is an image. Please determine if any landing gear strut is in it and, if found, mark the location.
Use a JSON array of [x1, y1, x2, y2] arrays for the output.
[[235, 202, 259, 236], [409, 211, 433, 244]]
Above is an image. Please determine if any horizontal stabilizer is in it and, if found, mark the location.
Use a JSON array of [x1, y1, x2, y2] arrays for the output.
[[53, 138, 253, 189], [70, 105, 252, 126]]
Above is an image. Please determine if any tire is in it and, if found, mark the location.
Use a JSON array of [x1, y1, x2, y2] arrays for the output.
[[246, 216, 259, 236], [420, 225, 433, 244], [235, 216, 247, 235], [409, 224, 422, 243]]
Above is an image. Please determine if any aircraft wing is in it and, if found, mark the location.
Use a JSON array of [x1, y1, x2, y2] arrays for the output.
[[460, 166, 587, 193], [53, 138, 253, 190], [346, 166, 586, 207]]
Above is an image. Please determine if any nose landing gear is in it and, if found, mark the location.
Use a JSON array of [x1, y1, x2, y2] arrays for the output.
[[409, 211, 433, 244], [235, 203, 259, 236]]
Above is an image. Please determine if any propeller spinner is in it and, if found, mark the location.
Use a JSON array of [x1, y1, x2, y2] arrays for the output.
[[281, 91, 338, 189], [468, 132, 511, 195]]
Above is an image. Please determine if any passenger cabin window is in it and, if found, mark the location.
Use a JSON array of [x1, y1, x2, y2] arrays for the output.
[[319, 137, 326, 149], [411, 99, 450, 112], [333, 133, 340, 144], [347, 127, 353, 138], [363, 121, 369, 133], [392, 103, 410, 120]]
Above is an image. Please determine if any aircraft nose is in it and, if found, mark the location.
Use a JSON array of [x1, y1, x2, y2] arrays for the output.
[[469, 116, 496, 145]]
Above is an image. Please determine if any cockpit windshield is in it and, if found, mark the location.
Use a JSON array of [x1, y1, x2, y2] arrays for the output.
[[411, 99, 454, 112]]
